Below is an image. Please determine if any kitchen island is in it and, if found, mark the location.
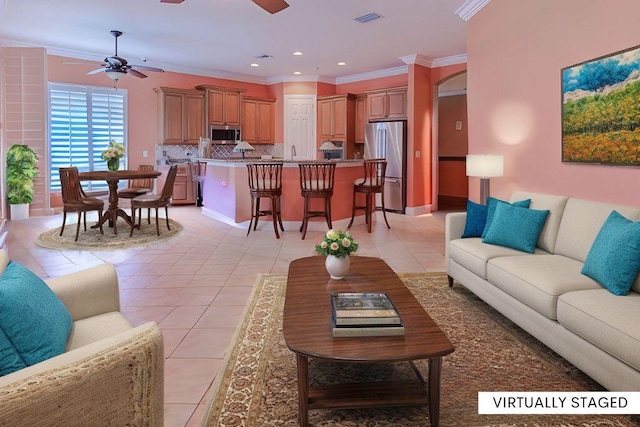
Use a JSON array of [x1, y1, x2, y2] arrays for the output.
[[198, 159, 365, 230]]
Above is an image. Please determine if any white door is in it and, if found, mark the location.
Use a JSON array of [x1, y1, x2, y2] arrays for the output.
[[284, 95, 316, 160]]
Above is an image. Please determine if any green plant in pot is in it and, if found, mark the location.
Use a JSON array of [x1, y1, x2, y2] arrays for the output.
[[6, 144, 39, 220]]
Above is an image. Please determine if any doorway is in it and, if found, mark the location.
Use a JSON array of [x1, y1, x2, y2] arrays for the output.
[[284, 95, 316, 160], [433, 72, 468, 211]]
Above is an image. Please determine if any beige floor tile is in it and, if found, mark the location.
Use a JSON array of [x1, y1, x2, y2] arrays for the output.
[[171, 328, 237, 359], [164, 358, 222, 404]]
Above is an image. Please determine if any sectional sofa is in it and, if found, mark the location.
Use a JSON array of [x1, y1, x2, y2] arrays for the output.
[[445, 191, 640, 391]]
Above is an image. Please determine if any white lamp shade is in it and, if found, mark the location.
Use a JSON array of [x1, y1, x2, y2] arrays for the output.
[[466, 154, 504, 178], [318, 140, 339, 151], [105, 69, 126, 81], [233, 140, 255, 152]]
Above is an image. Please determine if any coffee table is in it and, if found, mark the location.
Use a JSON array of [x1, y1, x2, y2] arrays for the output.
[[283, 256, 455, 427]]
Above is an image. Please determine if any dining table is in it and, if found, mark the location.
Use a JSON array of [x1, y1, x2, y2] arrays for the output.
[[79, 169, 162, 234]]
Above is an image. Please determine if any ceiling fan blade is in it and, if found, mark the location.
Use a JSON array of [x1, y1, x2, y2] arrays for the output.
[[127, 69, 148, 79], [160, 0, 185, 3], [130, 65, 164, 73], [252, 0, 289, 14], [87, 67, 107, 75], [106, 56, 127, 67]]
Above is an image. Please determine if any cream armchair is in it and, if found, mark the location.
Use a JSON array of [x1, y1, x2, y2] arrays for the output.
[[0, 251, 164, 426]]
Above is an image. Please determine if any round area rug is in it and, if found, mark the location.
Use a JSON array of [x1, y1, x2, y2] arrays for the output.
[[35, 218, 183, 251]]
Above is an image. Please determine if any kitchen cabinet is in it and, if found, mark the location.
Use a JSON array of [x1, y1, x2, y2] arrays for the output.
[[196, 85, 245, 127], [317, 94, 356, 158], [355, 94, 367, 144], [155, 87, 205, 144], [158, 165, 195, 205], [242, 96, 275, 144], [365, 86, 407, 121]]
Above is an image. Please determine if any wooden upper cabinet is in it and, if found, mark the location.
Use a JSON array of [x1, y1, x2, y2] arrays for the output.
[[195, 85, 245, 126], [317, 93, 356, 158], [365, 86, 407, 121], [242, 96, 275, 144], [355, 95, 367, 143], [155, 87, 205, 144]]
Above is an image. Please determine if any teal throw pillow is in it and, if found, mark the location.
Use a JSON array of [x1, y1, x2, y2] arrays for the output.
[[0, 262, 72, 376], [581, 211, 640, 296], [481, 197, 532, 238], [482, 202, 549, 253], [462, 199, 488, 238]]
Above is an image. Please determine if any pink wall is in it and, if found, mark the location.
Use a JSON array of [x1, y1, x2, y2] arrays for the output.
[[468, 0, 640, 205]]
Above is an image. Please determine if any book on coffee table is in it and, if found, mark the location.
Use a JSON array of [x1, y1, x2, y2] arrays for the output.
[[330, 292, 404, 336]]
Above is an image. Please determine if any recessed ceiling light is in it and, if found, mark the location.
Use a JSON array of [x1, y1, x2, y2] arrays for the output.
[[293, 71, 302, 75], [293, 51, 303, 56], [251, 63, 259, 67], [337, 62, 346, 66]]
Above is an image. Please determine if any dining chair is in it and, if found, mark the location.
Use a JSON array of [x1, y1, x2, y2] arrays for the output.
[[59, 167, 105, 241], [298, 162, 336, 240], [246, 163, 284, 239], [118, 164, 155, 223], [347, 159, 391, 233], [130, 165, 178, 237], [187, 161, 207, 207]]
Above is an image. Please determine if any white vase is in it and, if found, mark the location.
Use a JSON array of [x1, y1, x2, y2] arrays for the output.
[[10, 203, 30, 221], [325, 254, 350, 280]]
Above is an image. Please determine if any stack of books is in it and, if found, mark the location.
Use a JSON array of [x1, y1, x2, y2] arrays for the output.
[[330, 292, 405, 337]]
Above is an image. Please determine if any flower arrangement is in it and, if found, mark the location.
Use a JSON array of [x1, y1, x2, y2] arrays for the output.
[[315, 229, 358, 259], [101, 140, 125, 161]]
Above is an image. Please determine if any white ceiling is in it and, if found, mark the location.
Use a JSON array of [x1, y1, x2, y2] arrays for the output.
[[0, 0, 470, 85]]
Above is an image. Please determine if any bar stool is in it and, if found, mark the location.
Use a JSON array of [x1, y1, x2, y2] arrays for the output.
[[188, 161, 207, 207], [298, 162, 336, 240], [347, 159, 391, 233], [247, 163, 285, 239]]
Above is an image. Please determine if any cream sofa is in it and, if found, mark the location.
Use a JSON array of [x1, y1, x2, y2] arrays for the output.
[[445, 191, 640, 391], [0, 250, 164, 426]]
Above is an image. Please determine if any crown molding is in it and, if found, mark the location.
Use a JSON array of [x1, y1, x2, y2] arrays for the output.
[[400, 54, 433, 68], [335, 65, 408, 85], [266, 74, 335, 85], [432, 54, 468, 67], [455, 0, 491, 21]]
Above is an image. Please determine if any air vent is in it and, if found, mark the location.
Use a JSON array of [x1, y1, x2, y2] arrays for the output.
[[253, 54, 274, 59], [354, 12, 382, 23]]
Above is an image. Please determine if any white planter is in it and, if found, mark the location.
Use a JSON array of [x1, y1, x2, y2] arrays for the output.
[[10, 203, 30, 221], [325, 254, 350, 280]]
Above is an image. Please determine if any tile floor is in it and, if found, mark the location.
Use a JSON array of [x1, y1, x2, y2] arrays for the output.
[[5, 205, 450, 426]]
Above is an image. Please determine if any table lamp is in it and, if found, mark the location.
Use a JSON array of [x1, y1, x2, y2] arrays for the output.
[[318, 140, 339, 160], [466, 154, 504, 205], [232, 140, 255, 160]]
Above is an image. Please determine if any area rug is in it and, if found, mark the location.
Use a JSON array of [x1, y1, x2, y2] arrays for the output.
[[35, 218, 183, 251], [203, 272, 640, 427]]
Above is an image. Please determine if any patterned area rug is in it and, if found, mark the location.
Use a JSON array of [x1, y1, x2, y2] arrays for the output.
[[35, 218, 183, 251], [203, 272, 639, 427]]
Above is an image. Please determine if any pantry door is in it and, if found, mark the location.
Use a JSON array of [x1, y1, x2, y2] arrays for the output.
[[284, 95, 316, 160]]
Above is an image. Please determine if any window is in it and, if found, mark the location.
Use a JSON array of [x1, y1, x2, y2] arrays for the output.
[[48, 83, 127, 191]]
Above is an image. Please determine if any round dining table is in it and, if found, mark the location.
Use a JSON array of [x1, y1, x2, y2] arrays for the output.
[[79, 169, 162, 234]]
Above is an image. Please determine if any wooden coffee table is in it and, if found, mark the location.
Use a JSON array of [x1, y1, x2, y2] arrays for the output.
[[283, 256, 455, 427]]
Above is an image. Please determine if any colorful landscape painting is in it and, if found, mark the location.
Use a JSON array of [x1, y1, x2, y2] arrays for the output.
[[562, 45, 640, 165]]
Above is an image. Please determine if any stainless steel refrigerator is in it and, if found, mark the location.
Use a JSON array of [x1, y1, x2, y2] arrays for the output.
[[364, 121, 407, 213]]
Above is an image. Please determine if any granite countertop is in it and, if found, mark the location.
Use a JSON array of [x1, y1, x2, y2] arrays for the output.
[[205, 158, 362, 164]]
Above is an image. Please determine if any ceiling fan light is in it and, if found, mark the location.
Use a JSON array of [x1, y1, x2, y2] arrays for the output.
[[105, 69, 126, 81]]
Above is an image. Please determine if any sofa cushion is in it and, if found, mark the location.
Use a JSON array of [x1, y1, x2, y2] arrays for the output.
[[448, 238, 547, 280], [554, 198, 640, 263], [482, 203, 549, 253], [462, 200, 488, 238], [66, 312, 133, 351], [581, 211, 640, 296], [510, 191, 569, 253], [487, 254, 601, 320], [558, 289, 640, 372], [481, 197, 531, 238], [0, 262, 73, 376]]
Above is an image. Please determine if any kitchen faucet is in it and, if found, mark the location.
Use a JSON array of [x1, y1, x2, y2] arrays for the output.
[[291, 145, 296, 159]]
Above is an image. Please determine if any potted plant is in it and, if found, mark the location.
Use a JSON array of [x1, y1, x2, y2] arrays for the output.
[[315, 229, 359, 280], [6, 144, 39, 221]]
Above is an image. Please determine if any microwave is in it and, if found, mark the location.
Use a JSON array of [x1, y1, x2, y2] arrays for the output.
[[210, 125, 241, 144]]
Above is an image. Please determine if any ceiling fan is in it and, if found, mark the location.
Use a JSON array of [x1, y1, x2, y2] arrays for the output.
[[160, 0, 289, 14], [87, 30, 164, 81]]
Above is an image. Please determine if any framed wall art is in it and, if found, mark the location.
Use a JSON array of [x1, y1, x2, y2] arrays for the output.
[[561, 44, 640, 165]]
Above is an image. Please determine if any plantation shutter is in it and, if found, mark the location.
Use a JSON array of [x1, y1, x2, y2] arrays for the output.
[[48, 83, 127, 191]]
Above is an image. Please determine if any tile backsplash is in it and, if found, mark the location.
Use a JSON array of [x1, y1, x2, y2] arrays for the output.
[[155, 143, 283, 164]]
